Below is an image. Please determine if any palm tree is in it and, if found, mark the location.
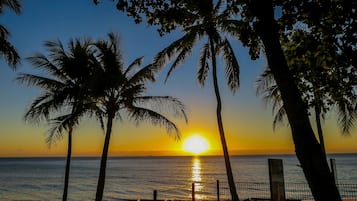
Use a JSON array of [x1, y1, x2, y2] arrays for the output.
[[257, 68, 330, 159], [152, 1, 240, 200], [257, 65, 356, 161], [0, 0, 21, 68], [17, 38, 96, 201], [92, 33, 187, 201]]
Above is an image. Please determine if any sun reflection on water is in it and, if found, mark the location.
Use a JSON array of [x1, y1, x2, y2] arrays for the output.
[[191, 157, 205, 200]]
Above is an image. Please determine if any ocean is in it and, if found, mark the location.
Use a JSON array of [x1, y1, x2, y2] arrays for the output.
[[0, 154, 356, 200]]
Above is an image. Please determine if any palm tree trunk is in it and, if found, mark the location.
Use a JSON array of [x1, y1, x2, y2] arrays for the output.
[[210, 38, 239, 201], [249, 0, 341, 200], [315, 107, 327, 160], [62, 128, 72, 201], [95, 115, 114, 201]]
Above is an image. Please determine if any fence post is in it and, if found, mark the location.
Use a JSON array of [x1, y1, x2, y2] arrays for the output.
[[192, 183, 195, 201], [153, 190, 157, 201], [330, 158, 338, 185], [268, 158, 286, 201], [217, 180, 220, 201]]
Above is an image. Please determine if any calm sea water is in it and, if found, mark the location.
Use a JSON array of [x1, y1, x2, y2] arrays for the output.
[[0, 154, 356, 200]]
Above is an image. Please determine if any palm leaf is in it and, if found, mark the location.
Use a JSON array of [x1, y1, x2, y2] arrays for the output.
[[220, 38, 240, 93], [0, 0, 21, 14], [134, 96, 188, 123], [153, 30, 198, 74], [273, 105, 287, 131], [336, 97, 357, 134], [127, 106, 181, 140], [16, 73, 65, 90], [124, 56, 144, 76], [0, 25, 10, 38], [46, 113, 79, 147], [127, 63, 156, 84], [0, 37, 20, 68], [256, 67, 287, 129], [26, 54, 69, 81], [197, 43, 210, 86]]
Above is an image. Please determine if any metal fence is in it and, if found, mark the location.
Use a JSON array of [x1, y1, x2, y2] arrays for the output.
[[150, 181, 357, 201], [233, 182, 357, 201]]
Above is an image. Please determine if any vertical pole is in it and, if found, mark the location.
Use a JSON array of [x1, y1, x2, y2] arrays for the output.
[[153, 190, 157, 201], [192, 183, 195, 201], [330, 158, 338, 185], [217, 180, 220, 201], [268, 159, 286, 201]]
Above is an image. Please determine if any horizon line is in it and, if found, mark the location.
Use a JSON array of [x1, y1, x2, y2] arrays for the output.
[[1, 152, 356, 159]]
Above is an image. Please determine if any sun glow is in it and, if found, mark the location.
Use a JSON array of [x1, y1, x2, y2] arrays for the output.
[[183, 135, 209, 155]]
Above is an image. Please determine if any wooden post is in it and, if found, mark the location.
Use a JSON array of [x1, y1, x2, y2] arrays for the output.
[[192, 183, 195, 201], [216, 180, 220, 201], [153, 190, 157, 201], [330, 158, 338, 185], [268, 159, 286, 201]]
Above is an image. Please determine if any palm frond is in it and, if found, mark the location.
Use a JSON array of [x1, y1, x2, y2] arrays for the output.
[[197, 43, 210, 86], [16, 73, 64, 90], [273, 105, 287, 131], [166, 45, 194, 82], [127, 63, 156, 85], [124, 56, 144, 76], [270, 86, 283, 113], [256, 68, 275, 97], [24, 92, 72, 124], [0, 0, 21, 14], [133, 96, 188, 123], [44, 40, 69, 64], [24, 93, 54, 123], [122, 83, 147, 104], [0, 25, 9, 37], [127, 106, 181, 140], [153, 30, 198, 74], [46, 114, 79, 147], [101, 32, 124, 69], [213, 0, 223, 14], [336, 98, 357, 134], [26, 54, 68, 81], [220, 19, 245, 38], [0, 24, 9, 33], [256, 67, 288, 130], [0, 37, 20, 68], [220, 38, 240, 93]]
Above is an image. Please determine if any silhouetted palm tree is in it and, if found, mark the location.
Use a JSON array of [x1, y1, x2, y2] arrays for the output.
[[0, 0, 21, 68], [257, 65, 356, 160], [256, 27, 357, 156], [257, 68, 329, 158], [153, 1, 240, 200], [92, 33, 187, 201], [17, 38, 96, 201]]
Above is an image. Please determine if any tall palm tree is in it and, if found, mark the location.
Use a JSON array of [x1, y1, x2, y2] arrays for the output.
[[92, 33, 187, 201], [152, 1, 240, 200], [17, 38, 96, 201], [0, 0, 21, 68]]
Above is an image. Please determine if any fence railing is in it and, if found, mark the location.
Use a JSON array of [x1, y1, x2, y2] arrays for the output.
[[149, 181, 357, 201], [234, 182, 357, 201]]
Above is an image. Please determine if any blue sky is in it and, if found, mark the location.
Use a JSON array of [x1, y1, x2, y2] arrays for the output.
[[0, 0, 355, 156]]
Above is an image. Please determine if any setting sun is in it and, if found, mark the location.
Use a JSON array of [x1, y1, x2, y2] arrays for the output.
[[183, 135, 209, 155]]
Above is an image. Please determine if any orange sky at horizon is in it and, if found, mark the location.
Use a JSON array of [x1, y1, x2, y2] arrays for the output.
[[1, 102, 356, 157]]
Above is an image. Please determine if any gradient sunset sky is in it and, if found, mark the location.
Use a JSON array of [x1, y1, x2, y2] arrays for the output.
[[0, 0, 356, 157]]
